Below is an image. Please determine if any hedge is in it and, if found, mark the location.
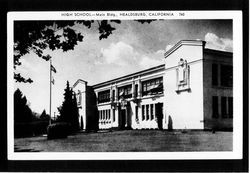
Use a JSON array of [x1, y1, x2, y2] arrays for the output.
[[47, 122, 71, 140]]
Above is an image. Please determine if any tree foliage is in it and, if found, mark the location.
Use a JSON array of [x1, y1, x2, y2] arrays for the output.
[[40, 109, 50, 121], [14, 88, 33, 123], [14, 20, 155, 83], [57, 81, 79, 132]]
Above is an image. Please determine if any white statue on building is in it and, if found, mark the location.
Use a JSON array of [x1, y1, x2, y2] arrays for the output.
[[176, 58, 190, 92]]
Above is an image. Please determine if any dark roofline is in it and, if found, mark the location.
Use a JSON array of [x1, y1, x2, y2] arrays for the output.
[[92, 64, 165, 89], [204, 48, 233, 57]]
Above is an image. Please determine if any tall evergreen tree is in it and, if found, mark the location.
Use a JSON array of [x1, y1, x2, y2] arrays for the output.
[[40, 109, 50, 121], [58, 81, 79, 132], [14, 88, 33, 123]]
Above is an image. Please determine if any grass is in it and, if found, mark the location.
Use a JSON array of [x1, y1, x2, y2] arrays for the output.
[[14, 130, 232, 152]]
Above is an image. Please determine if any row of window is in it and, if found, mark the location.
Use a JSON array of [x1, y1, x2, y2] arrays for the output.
[[212, 96, 233, 118], [98, 77, 164, 103], [98, 109, 116, 122], [141, 104, 155, 121], [98, 90, 110, 103], [118, 85, 132, 99], [142, 77, 163, 96], [99, 109, 111, 120], [212, 64, 233, 87]]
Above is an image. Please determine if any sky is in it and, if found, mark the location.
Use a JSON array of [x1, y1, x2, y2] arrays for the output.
[[14, 20, 233, 115]]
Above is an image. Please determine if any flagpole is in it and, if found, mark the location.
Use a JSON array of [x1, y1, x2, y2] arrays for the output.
[[49, 58, 52, 125]]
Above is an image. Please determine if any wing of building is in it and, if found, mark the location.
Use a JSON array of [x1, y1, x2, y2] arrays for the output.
[[73, 40, 233, 131]]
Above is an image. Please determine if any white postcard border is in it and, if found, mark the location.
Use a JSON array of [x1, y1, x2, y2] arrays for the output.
[[7, 11, 243, 160]]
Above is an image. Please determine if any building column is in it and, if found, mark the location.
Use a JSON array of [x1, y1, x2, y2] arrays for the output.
[[115, 84, 118, 102], [138, 77, 142, 98], [125, 107, 128, 127], [149, 104, 152, 121], [110, 85, 113, 102], [99, 110, 102, 127], [111, 108, 113, 128], [132, 78, 135, 99]]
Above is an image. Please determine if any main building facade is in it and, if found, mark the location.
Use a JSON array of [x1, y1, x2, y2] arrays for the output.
[[73, 40, 233, 131]]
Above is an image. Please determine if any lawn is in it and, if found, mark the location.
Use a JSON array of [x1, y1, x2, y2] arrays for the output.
[[14, 130, 232, 152]]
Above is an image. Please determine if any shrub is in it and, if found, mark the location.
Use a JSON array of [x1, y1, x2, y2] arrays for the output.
[[14, 121, 49, 138], [14, 123, 32, 138], [31, 121, 49, 136], [47, 122, 71, 140]]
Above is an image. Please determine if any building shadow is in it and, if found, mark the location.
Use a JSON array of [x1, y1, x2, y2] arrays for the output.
[[86, 86, 99, 132]]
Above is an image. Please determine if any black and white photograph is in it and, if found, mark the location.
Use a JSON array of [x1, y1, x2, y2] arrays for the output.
[[7, 11, 243, 161]]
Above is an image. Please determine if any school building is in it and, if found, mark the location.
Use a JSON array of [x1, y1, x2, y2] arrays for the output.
[[73, 40, 233, 131]]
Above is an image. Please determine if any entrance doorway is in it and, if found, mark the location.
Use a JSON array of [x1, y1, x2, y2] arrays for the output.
[[155, 103, 163, 130], [80, 116, 83, 130], [119, 109, 126, 129]]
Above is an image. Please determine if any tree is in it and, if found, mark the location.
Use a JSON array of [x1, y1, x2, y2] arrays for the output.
[[14, 88, 33, 123], [40, 109, 50, 121], [14, 20, 155, 83], [57, 81, 79, 132]]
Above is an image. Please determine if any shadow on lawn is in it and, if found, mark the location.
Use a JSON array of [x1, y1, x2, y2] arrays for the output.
[[15, 146, 41, 152]]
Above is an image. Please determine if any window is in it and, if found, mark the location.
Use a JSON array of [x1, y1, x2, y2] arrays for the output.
[[142, 77, 163, 96], [113, 109, 115, 122], [150, 104, 154, 120], [142, 105, 145, 120], [76, 90, 82, 106], [212, 64, 218, 86], [212, 96, 219, 118], [221, 96, 227, 118], [228, 97, 233, 118], [221, 96, 233, 118], [103, 110, 105, 120], [135, 84, 138, 98], [221, 65, 233, 87], [118, 85, 132, 99], [146, 105, 149, 120], [112, 90, 115, 101], [135, 106, 138, 120], [98, 90, 110, 103]]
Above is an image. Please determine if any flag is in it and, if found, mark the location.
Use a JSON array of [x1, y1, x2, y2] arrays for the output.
[[51, 64, 57, 73], [51, 78, 55, 85]]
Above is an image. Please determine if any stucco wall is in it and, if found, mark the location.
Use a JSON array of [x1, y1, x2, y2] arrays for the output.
[[203, 51, 233, 130], [97, 104, 113, 129], [131, 96, 164, 129], [72, 80, 87, 130], [164, 41, 204, 129]]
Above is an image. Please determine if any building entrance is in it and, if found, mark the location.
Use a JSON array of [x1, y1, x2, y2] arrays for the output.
[[155, 103, 163, 130], [80, 116, 83, 130], [119, 109, 126, 129]]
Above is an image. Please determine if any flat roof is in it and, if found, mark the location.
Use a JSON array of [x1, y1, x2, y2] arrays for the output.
[[204, 48, 233, 57], [92, 64, 165, 89]]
